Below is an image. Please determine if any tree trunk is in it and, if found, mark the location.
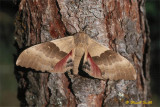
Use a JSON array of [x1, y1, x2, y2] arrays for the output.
[[15, 0, 150, 106]]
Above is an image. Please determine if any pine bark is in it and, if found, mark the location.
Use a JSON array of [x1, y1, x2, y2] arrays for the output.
[[15, 0, 150, 106]]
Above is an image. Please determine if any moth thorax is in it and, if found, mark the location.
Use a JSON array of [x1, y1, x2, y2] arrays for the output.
[[74, 33, 89, 46]]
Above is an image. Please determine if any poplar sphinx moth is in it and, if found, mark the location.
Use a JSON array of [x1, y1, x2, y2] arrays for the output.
[[16, 33, 136, 80]]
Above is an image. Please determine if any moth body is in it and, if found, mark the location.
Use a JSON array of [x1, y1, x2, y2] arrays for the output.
[[73, 47, 85, 75], [72, 33, 89, 75]]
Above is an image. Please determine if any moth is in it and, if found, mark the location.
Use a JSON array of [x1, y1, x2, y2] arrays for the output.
[[16, 32, 136, 80]]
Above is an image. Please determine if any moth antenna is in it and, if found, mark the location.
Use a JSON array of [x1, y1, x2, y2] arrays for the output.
[[79, 25, 89, 33]]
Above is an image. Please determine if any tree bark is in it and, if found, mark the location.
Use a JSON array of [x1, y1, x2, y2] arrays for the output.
[[15, 0, 150, 106]]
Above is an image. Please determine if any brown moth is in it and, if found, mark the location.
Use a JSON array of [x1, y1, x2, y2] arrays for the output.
[[16, 32, 136, 80]]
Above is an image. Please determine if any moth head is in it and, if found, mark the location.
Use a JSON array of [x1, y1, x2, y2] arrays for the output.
[[74, 32, 89, 46]]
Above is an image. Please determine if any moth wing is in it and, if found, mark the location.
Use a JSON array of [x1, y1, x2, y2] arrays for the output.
[[87, 38, 110, 57], [51, 36, 74, 53], [91, 50, 136, 80], [83, 38, 136, 80], [83, 52, 103, 79], [16, 36, 74, 73]]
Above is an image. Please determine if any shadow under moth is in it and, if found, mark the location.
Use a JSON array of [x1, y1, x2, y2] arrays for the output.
[[16, 32, 136, 80]]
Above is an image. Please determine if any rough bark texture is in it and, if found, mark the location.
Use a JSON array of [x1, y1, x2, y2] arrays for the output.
[[15, 0, 150, 106]]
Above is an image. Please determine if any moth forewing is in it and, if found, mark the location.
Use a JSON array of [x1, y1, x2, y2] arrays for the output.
[[87, 38, 110, 57], [16, 36, 74, 73]]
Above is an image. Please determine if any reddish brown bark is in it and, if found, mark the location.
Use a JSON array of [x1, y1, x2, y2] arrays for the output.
[[15, 0, 150, 106]]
